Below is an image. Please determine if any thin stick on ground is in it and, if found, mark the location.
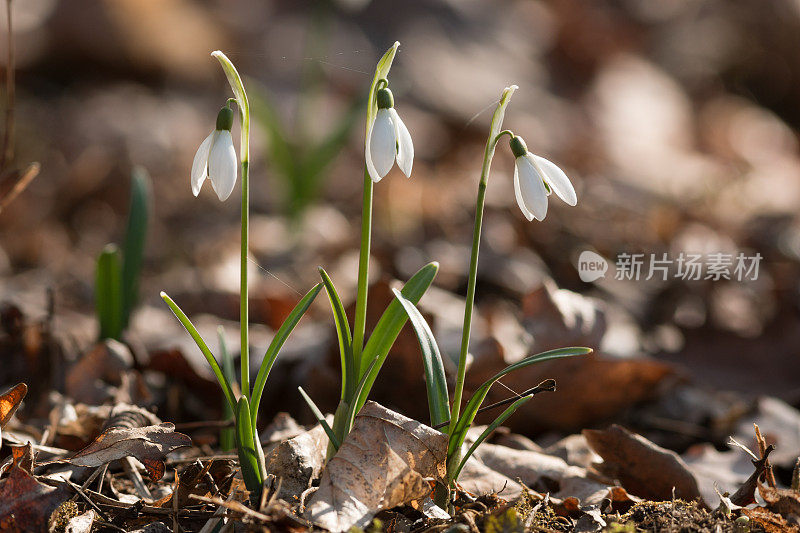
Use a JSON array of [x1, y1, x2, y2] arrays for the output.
[[1, 0, 13, 170], [0, 161, 39, 213]]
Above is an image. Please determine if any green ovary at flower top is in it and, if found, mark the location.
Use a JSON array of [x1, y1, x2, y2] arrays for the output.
[[365, 85, 414, 182], [509, 134, 577, 221], [191, 103, 238, 201]]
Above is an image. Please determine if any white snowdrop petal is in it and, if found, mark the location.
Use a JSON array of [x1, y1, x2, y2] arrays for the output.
[[365, 120, 382, 183], [513, 162, 534, 222], [208, 130, 238, 201], [191, 132, 214, 196], [517, 155, 548, 221], [533, 154, 577, 206], [390, 108, 414, 177], [369, 109, 397, 179]]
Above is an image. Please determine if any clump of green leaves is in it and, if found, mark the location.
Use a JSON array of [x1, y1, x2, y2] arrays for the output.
[[95, 166, 151, 341]]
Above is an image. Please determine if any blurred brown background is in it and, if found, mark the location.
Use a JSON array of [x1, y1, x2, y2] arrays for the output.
[[1, 0, 800, 448]]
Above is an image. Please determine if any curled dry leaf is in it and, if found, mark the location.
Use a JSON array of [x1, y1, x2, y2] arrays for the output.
[[583, 424, 703, 503], [68, 423, 191, 481], [304, 401, 448, 532], [10, 442, 34, 475], [0, 383, 27, 447]]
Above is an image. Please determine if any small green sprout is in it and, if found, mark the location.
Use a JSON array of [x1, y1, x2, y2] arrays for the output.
[[94, 166, 151, 341]]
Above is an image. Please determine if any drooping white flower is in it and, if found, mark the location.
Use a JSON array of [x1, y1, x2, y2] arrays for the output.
[[510, 135, 577, 221], [191, 105, 238, 201], [365, 87, 413, 183]]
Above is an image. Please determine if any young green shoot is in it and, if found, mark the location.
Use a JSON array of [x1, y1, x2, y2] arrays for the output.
[[95, 167, 152, 341]]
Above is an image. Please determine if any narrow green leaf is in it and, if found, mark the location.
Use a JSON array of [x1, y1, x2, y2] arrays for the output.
[[95, 245, 123, 340], [452, 394, 533, 480], [160, 291, 236, 411], [234, 397, 263, 501], [250, 283, 322, 428], [120, 166, 151, 331], [355, 261, 439, 412], [298, 386, 340, 450], [219, 327, 236, 451], [391, 288, 449, 427], [319, 268, 355, 401], [448, 347, 592, 458], [340, 356, 380, 445]]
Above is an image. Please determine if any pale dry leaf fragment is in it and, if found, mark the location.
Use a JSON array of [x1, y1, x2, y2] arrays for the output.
[[65, 509, 96, 533], [304, 401, 448, 532], [457, 455, 523, 500], [68, 423, 191, 481], [265, 422, 328, 502], [583, 424, 703, 503]]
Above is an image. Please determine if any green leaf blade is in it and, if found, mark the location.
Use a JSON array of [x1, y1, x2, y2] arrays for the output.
[[391, 288, 450, 428], [160, 291, 236, 411], [219, 327, 236, 451], [355, 261, 439, 411], [234, 397, 263, 501], [120, 166, 151, 331], [298, 386, 340, 451], [448, 347, 592, 458], [319, 268, 355, 401], [452, 394, 533, 480], [250, 283, 322, 428]]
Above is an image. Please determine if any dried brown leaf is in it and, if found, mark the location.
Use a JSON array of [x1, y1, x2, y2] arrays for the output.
[[0, 462, 70, 531], [304, 401, 448, 532], [10, 442, 34, 475], [0, 383, 26, 428], [67, 423, 191, 481], [583, 424, 703, 503], [758, 482, 800, 519], [730, 444, 775, 507]]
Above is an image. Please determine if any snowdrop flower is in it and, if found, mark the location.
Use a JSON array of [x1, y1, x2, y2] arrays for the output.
[[365, 87, 413, 183], [510, 135, 577, 221], [191, 105, 238, 201]]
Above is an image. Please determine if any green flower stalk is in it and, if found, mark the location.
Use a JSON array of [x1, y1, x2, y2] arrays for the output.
[[299, 42, 440, 461], [386, 85, 587, 510], [162, 51, 322, 504]]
